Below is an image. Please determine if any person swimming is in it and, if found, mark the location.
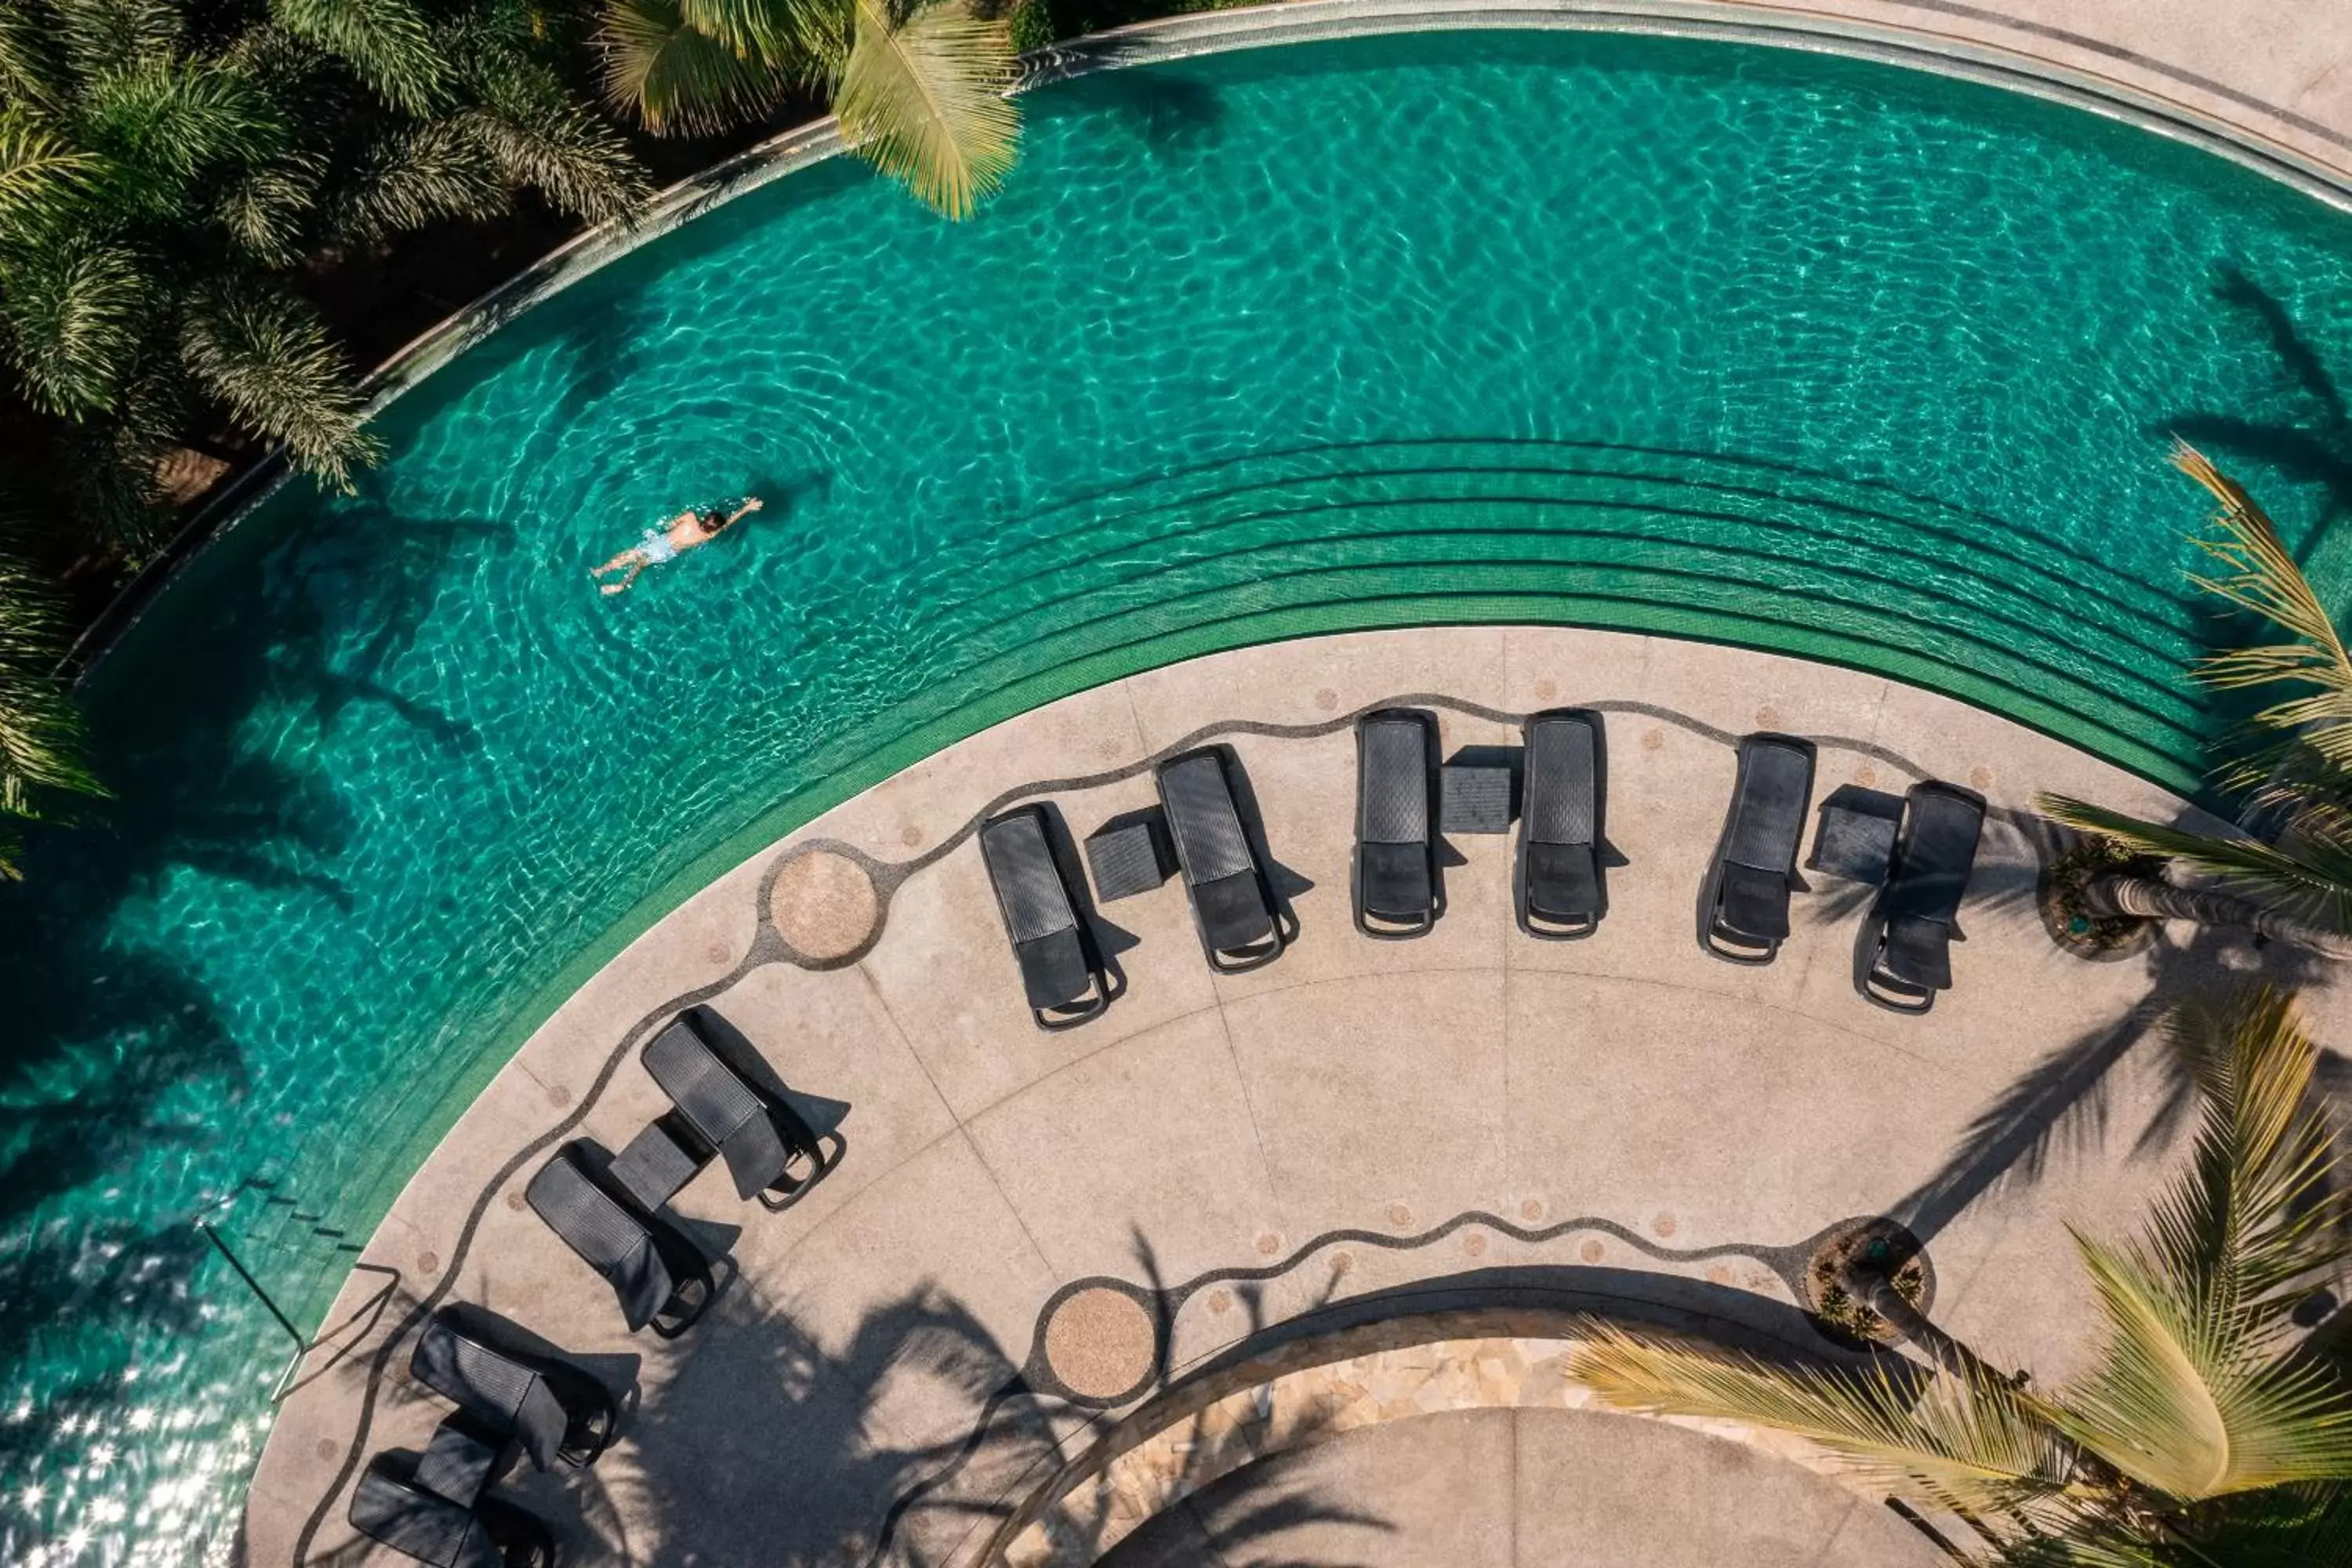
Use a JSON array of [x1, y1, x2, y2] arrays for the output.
[[593, 496, 764, 595]]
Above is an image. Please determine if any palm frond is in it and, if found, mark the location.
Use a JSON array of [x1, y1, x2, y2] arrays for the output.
[[2048, 988, 2352, 1500], [448, 42, 648, 223], [268, 0, 449, 116], [53, 0, 185, 80], [677, 0, 795, 53], [2050, 1233, 2352, 1498], [179, 284, 380, 486], [215, 147, 327, 266], [56, 383, 174, 557], [328, 118, 507, 240], [1568, 1325, 2073, 1519], [2147, 989, 2350, 1322], [0, 112, 98, 234], [833, 0, 1018, 219], [2037, 794, 2352, 938], [597, 0, 789, 136], [0, 1, 62, 107], [2172, 443, 2352, 782], [0, 237, 154, 416], [78, 56, 280, 220]]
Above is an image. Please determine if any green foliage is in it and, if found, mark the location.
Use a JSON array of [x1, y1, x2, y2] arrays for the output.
[[0, 0, 650, 549], [2038, 445, 2352, 942], [1570, 986, 2352, 1563], [1004, 0, 1054, 55], [180, 281, 381, 485], [0, 493, 103, 878], [597, 0, 1020, 217]]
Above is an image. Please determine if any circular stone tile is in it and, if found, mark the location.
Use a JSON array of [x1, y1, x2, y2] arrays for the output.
[[1043, 1287, 1156, 1400], [770, 850, 880, 960]]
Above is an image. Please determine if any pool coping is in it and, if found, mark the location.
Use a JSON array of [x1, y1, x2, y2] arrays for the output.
[[64, 0, 2352, 677]]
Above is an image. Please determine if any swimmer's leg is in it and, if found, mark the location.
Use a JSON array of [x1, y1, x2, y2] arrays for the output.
[[601, 559, 647, 596]]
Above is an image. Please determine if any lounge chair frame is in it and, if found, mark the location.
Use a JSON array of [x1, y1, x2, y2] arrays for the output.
[[642, 1011, 837, 1210], [411, 1305, 618, 1469], [1702, 734, 1817, 965], [1862, 781, 1986, 1014], [1515, 708, 1606, 940], [526, 1142, 713, 1338], [1156, 747, 1289, 973], [348, 1454, 555, 1568], [978, 805, 1113, 1030], [1352, 710, 1441, 940]]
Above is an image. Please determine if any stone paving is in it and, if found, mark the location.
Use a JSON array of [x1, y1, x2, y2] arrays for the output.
[[242, 626, 2350, 1566], [1092, 1399, 1946, 1567]]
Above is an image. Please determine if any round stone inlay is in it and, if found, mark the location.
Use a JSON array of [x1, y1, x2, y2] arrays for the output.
[[1043, 1287, 1156, 1400], [770, 850, 880, 960]]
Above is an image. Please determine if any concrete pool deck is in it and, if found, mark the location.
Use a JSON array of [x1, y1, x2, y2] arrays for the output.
[[243, 627, 2352, 1566]]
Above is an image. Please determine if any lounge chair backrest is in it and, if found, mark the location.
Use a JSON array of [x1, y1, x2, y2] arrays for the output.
[[1887, 785, 1984, 922], [1161, 753, 1255, 882], [980, 811, 1078, 942], [644, 1018, 764, 1147], [1524, 717, 1596, 848], [1725, 740, 1813, 870], [412, 1317, 537, 1425], [349, 1465, 501, 1568], [527, 1152, 663, 1287], [412, 1312, 578, 1472], [1359, 719, 1429, 845]]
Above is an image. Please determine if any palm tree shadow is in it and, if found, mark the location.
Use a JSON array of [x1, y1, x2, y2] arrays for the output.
[[535, 1273, 1381, 1568], [1892, 818, 2330, 1244], [2165, 262, 2352, 553]]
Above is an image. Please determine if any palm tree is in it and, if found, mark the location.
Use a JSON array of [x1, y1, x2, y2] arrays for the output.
[[597, 0, 1019, 218], [2042, 444, 2352, 955], [0, 0, 648, 549], [1568, 985, 2352, 1565]]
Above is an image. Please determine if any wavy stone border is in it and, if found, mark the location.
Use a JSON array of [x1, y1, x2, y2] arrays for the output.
[[761, 690, 2042, 971], [68, 0, 2352, 671], [281, 677, 2046, 1566]]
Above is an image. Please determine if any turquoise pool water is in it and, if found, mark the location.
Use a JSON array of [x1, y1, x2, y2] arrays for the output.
[[6, 27, 2352, 1562]]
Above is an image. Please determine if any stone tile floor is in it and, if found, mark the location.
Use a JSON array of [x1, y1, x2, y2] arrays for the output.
[[245, 628, 2351, 1567]]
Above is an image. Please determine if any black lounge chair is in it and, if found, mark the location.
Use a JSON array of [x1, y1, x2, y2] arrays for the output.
[[1703, 734, 1817, 964], [1156, 749, 1286, 973], [643, 1011, 829, 1208], [349, 1457, 554, 1568], [1517, 709, 1604, 938], [1864, 782, 1986, 1012], [525, 1143, 712, 1338], [411, 1307, 616, 1469], [979, 806, 1112, 1029], [1353, 710, 1439, 938]]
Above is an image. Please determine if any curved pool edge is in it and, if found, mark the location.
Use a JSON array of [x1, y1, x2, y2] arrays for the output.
[[246, 624, 2236, 1567], [65, 0, 2352, 678], [372, 581, 2212, 1253]]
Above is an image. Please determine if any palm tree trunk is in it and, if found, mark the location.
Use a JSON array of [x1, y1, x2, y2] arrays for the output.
[[1835, 1255, 2009, 1384], [2079, 873, 2352, 958]]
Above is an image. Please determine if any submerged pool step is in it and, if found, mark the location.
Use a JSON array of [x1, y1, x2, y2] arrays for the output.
[[781, 539, 2208, 804]]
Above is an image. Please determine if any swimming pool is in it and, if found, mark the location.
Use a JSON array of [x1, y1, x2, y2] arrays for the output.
[[5, 25, 2352, 1563]]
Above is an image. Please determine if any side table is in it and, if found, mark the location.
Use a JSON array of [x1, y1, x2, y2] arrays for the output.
[[1439, 764, 1515, 834], [1085, 815, 1171, 902], [1809, 788, 1904, 885]]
